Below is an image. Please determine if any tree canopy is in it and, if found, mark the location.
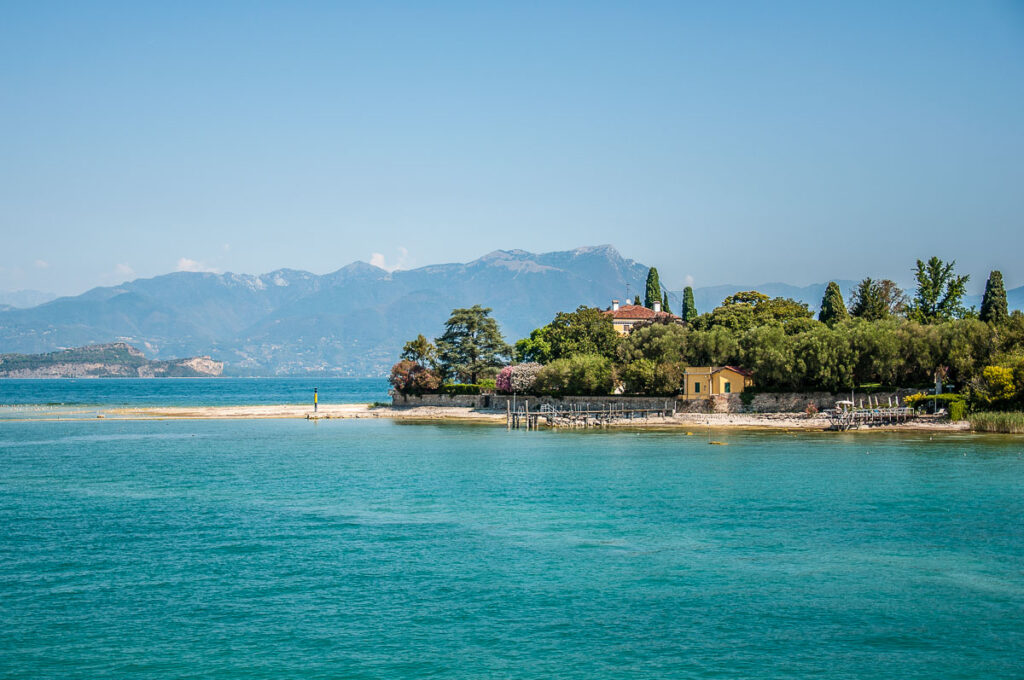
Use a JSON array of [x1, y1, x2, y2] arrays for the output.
[[848, 278, 905, 320], [644, 268, 661, 309], [907, 257, 969, 323], [435, 305, 511, 383], [979, 270, 1008, 325], [818, 282, 848, 326], [681, 286, 698, 321], [400, 334, 436, 368]]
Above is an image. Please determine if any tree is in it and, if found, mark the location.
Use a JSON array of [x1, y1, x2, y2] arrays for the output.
[[818, 282, 848, 326], [907, 257, 969, 323], [535, 306, 619, 361], [849, 278, 905, 321], [644, 267, 661, 309], [435, 305, 511, 383], [400, 334, 437, 368], [979, 270, 1008, 325], [389, 360, 441, 394], [514, 326, 552, 364], [534, 354, 614, 396], [661, 291, 672, 314], [633, 295, 641, 305], [681, 286, 698, 321]]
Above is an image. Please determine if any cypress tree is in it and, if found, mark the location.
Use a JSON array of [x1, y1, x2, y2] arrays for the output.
[[633, 295, 641, 306], [818, 281, 848, 326], [661, 291, 672, 314], [682, 286, 697, 321], [979, 270, 1008, 325], [644, 268, 661, 309]]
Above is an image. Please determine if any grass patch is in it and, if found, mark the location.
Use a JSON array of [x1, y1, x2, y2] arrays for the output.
[[968, 411, 1024, 434], [368, 401, 391, 409]]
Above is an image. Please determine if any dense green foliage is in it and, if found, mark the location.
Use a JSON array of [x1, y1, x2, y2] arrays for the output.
[[435, 305, 511, 383], [515, 306, 617, 363], [979, 270, 1008, 325], [848, 278, 905, 320], [534, 354, 614, 396], [400, 334, 436, 368], [818, 282, 848, 326], [662, 291, 671, 314], [681, 286, 698, 321], [398, 260, 1022, 405], [907, 257, 969, 323], [644, 268, 661, 309]]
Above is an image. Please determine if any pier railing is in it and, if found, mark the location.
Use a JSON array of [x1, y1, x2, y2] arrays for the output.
[[507, 400, 675, 430]]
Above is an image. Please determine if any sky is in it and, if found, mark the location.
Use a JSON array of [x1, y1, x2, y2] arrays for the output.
[[1, 1, 1022, 297]]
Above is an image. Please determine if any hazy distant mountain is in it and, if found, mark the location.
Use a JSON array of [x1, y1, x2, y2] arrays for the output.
[[0, 246, 648, 375], [1, 247, 1018, 376], [0, 289, 56, 309]]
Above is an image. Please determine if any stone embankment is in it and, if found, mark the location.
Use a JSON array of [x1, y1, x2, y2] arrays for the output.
[[392, 390, 920, 414]]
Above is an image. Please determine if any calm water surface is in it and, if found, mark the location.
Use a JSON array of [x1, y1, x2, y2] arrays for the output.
[[1, 419, 1022, 679], [0, 378, 390, 418]]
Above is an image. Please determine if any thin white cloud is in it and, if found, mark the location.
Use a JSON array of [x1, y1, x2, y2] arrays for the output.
[[176, 257, 219, 273], [684, 274, 695, 287], [369, 247, 410, 273], [115, 263, 136, 278], [34, 259, 49, 269]]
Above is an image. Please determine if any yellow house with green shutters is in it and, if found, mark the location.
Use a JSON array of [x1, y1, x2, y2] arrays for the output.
[[682, 366, 753, 400]]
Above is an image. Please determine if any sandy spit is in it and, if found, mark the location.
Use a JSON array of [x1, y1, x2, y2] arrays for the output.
[[102, 404, 970, 432]]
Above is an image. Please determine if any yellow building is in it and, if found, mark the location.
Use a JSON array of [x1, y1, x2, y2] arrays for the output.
[[603, 299, 680, 336], [682, 366, 753, 400]]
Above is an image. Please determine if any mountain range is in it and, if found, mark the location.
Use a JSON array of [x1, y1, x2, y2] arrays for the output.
[[1, 245, 1019, 376]]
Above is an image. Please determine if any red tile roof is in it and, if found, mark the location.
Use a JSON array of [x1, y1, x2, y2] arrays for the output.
[[717, 365, 753, 377], [604, 304, 679, 321]]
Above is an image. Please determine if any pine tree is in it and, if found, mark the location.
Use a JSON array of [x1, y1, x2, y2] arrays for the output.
[[849, 278, 905, 320], [435, 305, 511, 383], [818, 281, 848, 326], [681, 286, 697, 321], [661, 291, 672, 314], [681, 287, 697, 321], [979, 270, 1008, 325], [644, 268, 661, 309]]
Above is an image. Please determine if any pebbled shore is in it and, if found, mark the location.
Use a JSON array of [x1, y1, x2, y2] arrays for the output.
[[90, 404, 971, 431]]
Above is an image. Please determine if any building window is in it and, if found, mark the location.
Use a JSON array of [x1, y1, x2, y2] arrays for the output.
[[724, 381, 731, 393], [694, 382, 700, 394]]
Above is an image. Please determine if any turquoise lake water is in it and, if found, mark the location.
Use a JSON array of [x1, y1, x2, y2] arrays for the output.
[[1, 417, 1022, 679], [0, 377, 391, 409]]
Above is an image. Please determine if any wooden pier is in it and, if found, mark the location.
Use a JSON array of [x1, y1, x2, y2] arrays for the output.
[[824, 406, 915, 431], [507, 400, 675, 430]]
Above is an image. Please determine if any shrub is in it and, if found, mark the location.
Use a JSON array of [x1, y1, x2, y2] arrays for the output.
[[534, 354, 614, 396], [495, 366, 513, 393], [948, 400, 967, 421], [479, 379, 496, 391], [511, 362, 543, 393], [805, 403, 819, 416], [903, 392, 966, 412], [439, 383, 482, 395], [389, 360, 441, 394]]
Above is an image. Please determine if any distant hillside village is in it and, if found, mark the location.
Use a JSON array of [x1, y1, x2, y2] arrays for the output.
[[390, 258, 1024, 418]]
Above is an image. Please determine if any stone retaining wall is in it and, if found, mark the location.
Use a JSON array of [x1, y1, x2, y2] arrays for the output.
[[393, 390, 919, 414]]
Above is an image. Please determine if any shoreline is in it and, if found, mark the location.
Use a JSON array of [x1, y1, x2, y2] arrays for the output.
[[2, 403, 972, 432]]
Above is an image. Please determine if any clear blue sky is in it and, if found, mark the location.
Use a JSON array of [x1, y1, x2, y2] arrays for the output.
[[2, 1, 1022, 296]]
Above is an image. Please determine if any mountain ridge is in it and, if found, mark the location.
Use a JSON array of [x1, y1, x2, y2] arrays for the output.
[[1, 247, 1020, 376]]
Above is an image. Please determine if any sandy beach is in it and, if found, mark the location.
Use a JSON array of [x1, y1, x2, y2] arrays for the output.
[[93, 404, 970, 432]]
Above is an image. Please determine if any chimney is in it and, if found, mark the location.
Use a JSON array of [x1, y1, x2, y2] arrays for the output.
[[653, 300, 662, 313], [612, 299, 619, 311]]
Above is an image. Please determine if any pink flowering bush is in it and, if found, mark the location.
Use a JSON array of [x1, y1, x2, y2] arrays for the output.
[[496, 365, 514, 393]]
